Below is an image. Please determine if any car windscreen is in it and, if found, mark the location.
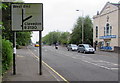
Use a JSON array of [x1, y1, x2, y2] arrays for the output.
[[71, 45, 77, 47], [84, 45, 92, 48]]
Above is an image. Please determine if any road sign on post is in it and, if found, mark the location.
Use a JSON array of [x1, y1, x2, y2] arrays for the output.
[[11, 3, 43, 75], [11, 3, 43, 31]]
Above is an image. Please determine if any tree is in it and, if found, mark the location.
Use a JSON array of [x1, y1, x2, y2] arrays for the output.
[[2, 2, 13, 42], [83, 16, 93, 45], [70, 17, 83, 44], [70, 16, 93, 45], [42, 31, 71, 45], [16, 32, 32, 46], [42, 31, 61, 45], [59, 32, 70, 45]]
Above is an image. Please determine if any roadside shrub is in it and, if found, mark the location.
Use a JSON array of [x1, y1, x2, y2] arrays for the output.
[[0, 36, 2, 76], [2, 39, 13, 74]]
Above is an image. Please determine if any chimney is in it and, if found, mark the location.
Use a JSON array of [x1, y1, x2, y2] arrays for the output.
[[97, 11, 99, 15]]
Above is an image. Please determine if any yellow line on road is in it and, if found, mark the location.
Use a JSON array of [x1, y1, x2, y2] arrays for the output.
[[28, 48, 69, 83]]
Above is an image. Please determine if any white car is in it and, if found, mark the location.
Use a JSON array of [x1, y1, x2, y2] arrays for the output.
[[67, 44, 78, 51]]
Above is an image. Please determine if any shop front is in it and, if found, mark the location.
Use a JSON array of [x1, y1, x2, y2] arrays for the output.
[[99, 35, 116, 51]]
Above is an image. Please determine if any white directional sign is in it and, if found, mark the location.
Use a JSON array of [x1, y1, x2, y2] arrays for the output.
[[11, 3, 43, 31]]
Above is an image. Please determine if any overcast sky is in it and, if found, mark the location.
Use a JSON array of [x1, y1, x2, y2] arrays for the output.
[[23, 0, 120, 43]]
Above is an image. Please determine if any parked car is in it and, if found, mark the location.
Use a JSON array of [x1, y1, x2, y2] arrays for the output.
[[67, 44, 78, 51], [77, 44, 95, 54]]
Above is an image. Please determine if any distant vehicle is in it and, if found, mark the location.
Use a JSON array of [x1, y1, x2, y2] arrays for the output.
[[55, 45, 58, 49], [55, 43, 59, 49], [67, 44, 78, 51], [77, 44, 95, 54], [34, 44, 39, 47]]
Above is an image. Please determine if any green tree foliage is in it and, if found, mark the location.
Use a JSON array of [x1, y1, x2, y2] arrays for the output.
[[16, 32, 32, 46], [0, 22, 5, 30], [59, 32, 70, 45], [42, 31, 61, 45], [2, 2, 13, 42], [70, 16, 93, 45], [42, 31, 70, 45], [0, 37, 1, 73], [83, 16, 93, 45], [2, 39, 13, 73]]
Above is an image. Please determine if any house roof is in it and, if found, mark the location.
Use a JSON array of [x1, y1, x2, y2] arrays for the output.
[[93, 1, 120, 19], [111, 3, 120, 7], [99, 2, 120, 15]]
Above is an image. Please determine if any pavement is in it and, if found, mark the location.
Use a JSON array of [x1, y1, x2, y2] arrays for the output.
[[2, 47, 62, 83]]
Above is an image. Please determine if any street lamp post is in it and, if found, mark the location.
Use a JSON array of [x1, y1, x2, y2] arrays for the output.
[[76, 10, 84, 44]]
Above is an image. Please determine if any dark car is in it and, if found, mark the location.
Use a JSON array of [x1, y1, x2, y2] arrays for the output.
[[67, 44, 78, 51], [77, 44, 95, 54]]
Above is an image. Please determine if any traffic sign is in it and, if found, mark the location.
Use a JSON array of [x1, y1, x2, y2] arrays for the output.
[[11, 3, 43, 31]]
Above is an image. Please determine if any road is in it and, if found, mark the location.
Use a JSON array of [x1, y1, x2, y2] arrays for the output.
[[28, 45, 118, 82]]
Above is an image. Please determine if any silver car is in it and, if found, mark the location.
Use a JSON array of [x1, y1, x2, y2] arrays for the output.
[[77, 44, 95, 54], [67, 44, 78, 51]]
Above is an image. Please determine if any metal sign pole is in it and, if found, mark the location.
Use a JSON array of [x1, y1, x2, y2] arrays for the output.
[[13, 32, 16, 75], [39, 31, 42, 75]]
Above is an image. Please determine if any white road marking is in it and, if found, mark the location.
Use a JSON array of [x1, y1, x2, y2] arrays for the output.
[[110, 68, 118, 70], [81, 60, 111, 70], [65, 54, 118, 71]]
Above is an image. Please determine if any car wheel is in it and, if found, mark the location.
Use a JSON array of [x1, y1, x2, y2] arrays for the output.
[[84, 50, 86, 54], [68, 49, 69, 51], [78, 50, 80, 53]]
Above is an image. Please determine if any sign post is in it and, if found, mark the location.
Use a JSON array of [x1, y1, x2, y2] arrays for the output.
[[11, 3, 43, 75], [13, 32, 16, 75], [39, 31, 42, 75]]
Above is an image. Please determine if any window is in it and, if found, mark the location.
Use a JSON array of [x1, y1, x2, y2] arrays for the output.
[[106, 23, 109, 36], [79, 45, 82, 47], [96, 26, 98, 38], [104, 27, 106, 36], [110, 26, 112, 35], [104, 23, 112, 36]]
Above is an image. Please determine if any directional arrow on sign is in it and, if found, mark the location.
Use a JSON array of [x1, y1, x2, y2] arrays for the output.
[[23, 15, 32, 22], [21, 9, 32, 30]]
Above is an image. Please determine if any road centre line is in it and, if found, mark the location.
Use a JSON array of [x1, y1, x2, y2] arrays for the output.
[[74, 56, 118, 70], [81, 60, 111, 70], [63, 53, 118, 70], [28, 48, 69, 83], [53, 47, 118, 66], [45, 48, 112, 70], [46, 48, 118, 70]]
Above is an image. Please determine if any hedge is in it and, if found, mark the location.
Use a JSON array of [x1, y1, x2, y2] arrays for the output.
[[2, 39, 13, 74]]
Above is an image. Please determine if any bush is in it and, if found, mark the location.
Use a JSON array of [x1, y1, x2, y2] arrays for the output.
[[0, 36, 2, 76], [2, 39, 13, 74]]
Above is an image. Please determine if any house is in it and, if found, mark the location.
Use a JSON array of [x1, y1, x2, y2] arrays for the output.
[[93, 1, 120, 52]]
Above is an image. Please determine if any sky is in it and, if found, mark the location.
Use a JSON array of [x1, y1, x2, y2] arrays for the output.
[[23, 0, 120, 43]]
